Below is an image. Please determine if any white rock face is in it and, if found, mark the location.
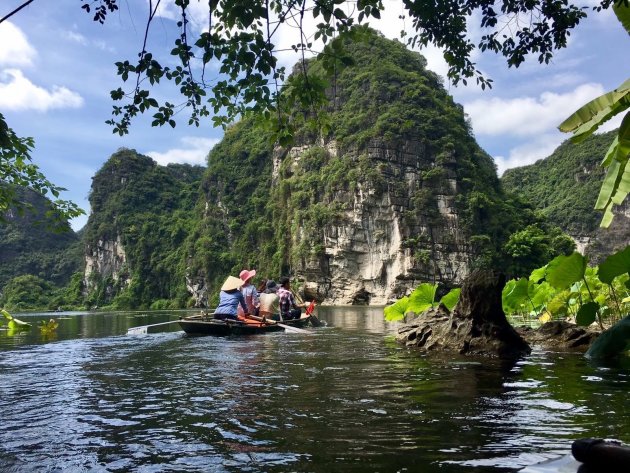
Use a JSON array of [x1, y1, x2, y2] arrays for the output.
[[83, 235, 129, 294], [284, 139, 473, 305]]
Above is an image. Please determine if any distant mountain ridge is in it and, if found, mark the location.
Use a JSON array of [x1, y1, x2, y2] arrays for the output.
[[501, 130, 630, 261]]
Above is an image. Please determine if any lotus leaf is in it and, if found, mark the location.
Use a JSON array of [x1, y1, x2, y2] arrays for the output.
[[598, 245, 630, 285], [576, 301, 599, 327], [545, 252, 587, 290]]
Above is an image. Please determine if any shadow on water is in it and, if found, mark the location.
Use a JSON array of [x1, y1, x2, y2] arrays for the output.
[[0, 308, 628, 472]]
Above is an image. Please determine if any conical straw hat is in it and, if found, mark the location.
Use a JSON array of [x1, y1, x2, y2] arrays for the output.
[[221, 276, 243, 291]]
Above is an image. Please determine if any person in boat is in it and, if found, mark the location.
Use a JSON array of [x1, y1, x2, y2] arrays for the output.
[[239, 268, 260, 316], [278, 276, 307, 320], [259, 279, 280, 320], [213, 276, 250, 321]]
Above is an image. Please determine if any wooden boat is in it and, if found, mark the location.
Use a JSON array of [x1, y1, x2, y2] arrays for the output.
[[178, 313, 313, 336]]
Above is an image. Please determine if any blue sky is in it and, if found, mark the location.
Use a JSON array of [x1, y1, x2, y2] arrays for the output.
[[1, 1, 628, 231]]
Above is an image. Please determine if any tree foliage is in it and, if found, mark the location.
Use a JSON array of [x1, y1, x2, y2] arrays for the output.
[[0, 113, 84, 225], [58, 0, 618, 140]]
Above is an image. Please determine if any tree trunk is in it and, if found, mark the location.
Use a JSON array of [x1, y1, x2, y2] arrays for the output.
[[396, 270, 531, 358]]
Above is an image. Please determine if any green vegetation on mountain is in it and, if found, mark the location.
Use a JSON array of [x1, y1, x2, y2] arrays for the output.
[[4, 31, 579, 310], [84, 149, 205, 309], [192, 30, 574, 294], [0, 186, 83, 310], [501, 131, 615, 235]]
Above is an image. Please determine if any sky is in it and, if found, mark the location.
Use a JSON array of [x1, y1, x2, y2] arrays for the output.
[[1, 0, 628, 231]]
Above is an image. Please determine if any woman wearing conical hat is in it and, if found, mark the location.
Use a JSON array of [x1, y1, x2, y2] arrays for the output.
[[213, 276, 250, 320]]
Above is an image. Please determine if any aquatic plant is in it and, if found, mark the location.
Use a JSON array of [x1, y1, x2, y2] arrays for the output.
[[39, 318, 59, 336], [384, 283, 461, 321], [1, 308, 31, 330], [502, 246, 630, 328]]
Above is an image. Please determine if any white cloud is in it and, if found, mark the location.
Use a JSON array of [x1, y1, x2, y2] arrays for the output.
[[0, 69, 84, 111], [146, 136, 219, 166], [494, 133, 565, 175], [463, 83, 607, 137], [63, 30, 88, 45], [0, 21, 36, 67]]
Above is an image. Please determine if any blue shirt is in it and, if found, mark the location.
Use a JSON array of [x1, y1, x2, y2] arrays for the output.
[[214, 290, 248, 316]]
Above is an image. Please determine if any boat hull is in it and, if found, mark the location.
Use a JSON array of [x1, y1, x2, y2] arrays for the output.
[[178, 315, 312, 336]]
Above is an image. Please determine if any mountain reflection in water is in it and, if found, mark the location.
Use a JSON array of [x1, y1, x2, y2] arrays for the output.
[[0, 307, 628, 472]]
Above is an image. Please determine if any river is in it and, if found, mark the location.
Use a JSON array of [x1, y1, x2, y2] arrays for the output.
[[0, 307, 628, 472]]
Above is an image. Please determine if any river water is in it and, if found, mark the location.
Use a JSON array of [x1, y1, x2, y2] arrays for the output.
[[0, 307, 628, 472]]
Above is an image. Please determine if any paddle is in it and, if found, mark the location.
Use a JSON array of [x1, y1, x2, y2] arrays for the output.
[[127, 313, 204, 335], [299, 297, 323, 327], [245, 314, 310, 334]]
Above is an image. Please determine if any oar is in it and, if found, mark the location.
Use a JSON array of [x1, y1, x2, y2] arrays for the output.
[[127, 314, 204, 335], [303, 299, 324, 327], [245, 314, 310, 334]]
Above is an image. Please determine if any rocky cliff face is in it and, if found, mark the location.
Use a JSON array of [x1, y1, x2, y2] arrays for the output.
[[196, 31, 550, 306], [576, 201, 630, 263], [281, 139, 473, 305], [83, 235, 129, 296]]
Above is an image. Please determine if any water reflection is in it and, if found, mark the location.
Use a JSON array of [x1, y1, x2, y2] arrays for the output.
[[0, 309, 628, 472]]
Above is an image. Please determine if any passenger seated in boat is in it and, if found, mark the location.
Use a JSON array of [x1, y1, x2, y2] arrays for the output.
[[278, 277, 307, 320], [214, 276, 249, 320], [239, 268, 260, 317], [259, 280, 280, 320]]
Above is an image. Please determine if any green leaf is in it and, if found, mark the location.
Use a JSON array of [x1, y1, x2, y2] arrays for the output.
[[503, 277, 529, 310], [576, 301, 599, 326], [613, 1, 630, 35], [384, 296, 409, 321], [439, 287, 461, 311], [545, 252, 587, 290], [558, 78, 630, 140], [586, 316, 630, 359], [407, 283, 438, 314], [530, 281, 555, 309], [529, 265, 547, 283], [598, 245, 630, 284]]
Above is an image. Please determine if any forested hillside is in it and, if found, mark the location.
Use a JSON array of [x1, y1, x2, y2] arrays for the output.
[[5, 30, 579, 310], [0, 186, 82, 287], [501, 130, 629, 260], [501, 131, 615, 235], [0, 186, 83, 310], [83, 149, 205, 309]]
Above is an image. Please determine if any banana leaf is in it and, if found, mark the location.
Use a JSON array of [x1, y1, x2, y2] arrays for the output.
[[558, 79, 630, 141], [594, 111, 630, 227], [613, 1, 630, 36]]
